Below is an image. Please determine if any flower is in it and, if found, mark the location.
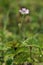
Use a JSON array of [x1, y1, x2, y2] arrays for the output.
[[19, 7, 29, 15]]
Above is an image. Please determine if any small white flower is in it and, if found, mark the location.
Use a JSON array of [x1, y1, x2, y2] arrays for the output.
[[19, 8, 29, 15]]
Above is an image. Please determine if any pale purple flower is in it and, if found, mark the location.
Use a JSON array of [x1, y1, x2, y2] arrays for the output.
[[19, 8, 29, 15]]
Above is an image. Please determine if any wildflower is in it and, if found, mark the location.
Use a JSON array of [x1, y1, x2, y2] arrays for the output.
[[19, 7, 29, 15]]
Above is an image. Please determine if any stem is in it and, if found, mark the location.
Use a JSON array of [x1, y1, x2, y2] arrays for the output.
[[2, 12, 9, 43], [19, 15, 25, 39], [21, 15, 25, 31]]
